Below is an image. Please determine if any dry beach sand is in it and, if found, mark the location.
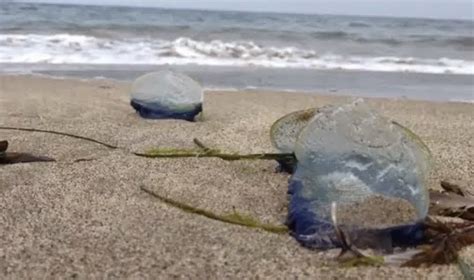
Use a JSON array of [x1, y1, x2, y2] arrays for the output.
[[0, 75, 473, 279]]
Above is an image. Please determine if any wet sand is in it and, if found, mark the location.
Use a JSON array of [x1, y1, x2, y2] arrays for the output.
[[0, 75, 472, 278]]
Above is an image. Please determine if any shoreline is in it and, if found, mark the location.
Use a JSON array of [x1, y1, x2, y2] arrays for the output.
[[2, 72, 473, 106], [0, 75, 472, 278], [1, 64, 473, 103]]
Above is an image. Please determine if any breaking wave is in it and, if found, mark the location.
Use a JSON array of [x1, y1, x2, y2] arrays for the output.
[[0, 34, 473, 74]]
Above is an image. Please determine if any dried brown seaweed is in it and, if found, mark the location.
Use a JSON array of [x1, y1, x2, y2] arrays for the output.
[[429, 181, 474, 221], [403, 217, 474, 267], [430, 191, 474, 221], [0, 140, 55, 164], [440, 181, 469, 196], [0, 140, 8, 153]]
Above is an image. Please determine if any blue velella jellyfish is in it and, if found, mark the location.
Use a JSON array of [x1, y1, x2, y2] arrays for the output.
[[130, 71, 203, 121], [286, 100, 431, 250]]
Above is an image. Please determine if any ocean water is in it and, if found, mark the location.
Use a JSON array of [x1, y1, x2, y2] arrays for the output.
[[1, 2, 473, 102]]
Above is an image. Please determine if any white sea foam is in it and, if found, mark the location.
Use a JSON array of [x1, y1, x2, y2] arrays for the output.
[[1, 34, 473, 75], [449, 98, 474, 103]]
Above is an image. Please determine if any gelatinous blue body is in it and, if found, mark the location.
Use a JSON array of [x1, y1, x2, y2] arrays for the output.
[[131, 100, 202, 121], [284, 101, 431, 250], [287, 180, 342, 248], [130, 71, 203, 121], [287, 179, 426, 250]]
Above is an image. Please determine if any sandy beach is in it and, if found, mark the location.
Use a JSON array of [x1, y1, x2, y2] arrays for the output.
[[0, 75, 473, 279]]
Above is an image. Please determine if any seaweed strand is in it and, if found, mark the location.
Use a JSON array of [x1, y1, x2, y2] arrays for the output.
[[134, 148, 295, 161], [0, 126, 118, 149], [140, 185, 288, 234], [193, 138, 211, 152], [1, 126, 294, 162]]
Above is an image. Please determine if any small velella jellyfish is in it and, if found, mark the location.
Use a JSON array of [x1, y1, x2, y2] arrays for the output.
[[130, 71, 203, 121]]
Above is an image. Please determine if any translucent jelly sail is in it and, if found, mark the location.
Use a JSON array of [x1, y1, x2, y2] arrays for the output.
[[270, 108, 318, 173]]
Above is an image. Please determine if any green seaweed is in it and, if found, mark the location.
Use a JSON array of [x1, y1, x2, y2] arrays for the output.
[[223, 211, 288, 233], [144, 147, 215, 156], [140, 185, 288, 234], [0, 126, 295, 162], [136, 147, 295, 162]]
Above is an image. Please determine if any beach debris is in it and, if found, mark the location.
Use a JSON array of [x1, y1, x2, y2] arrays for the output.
[[429, 181, 474, 221], [440, 180, 473, 197], [130, 71, 203, 121], [0, 140, 55, 164], [0, 140, 7, 155], [402, 217, 474, 267], [335, 217, 474, 268], [287, 100, 432, 250]]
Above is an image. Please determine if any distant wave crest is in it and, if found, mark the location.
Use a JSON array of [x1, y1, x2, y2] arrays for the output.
[[0, 34, 472, 74], [445, 36, 474, 48], [348, 22, 372, 28]]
